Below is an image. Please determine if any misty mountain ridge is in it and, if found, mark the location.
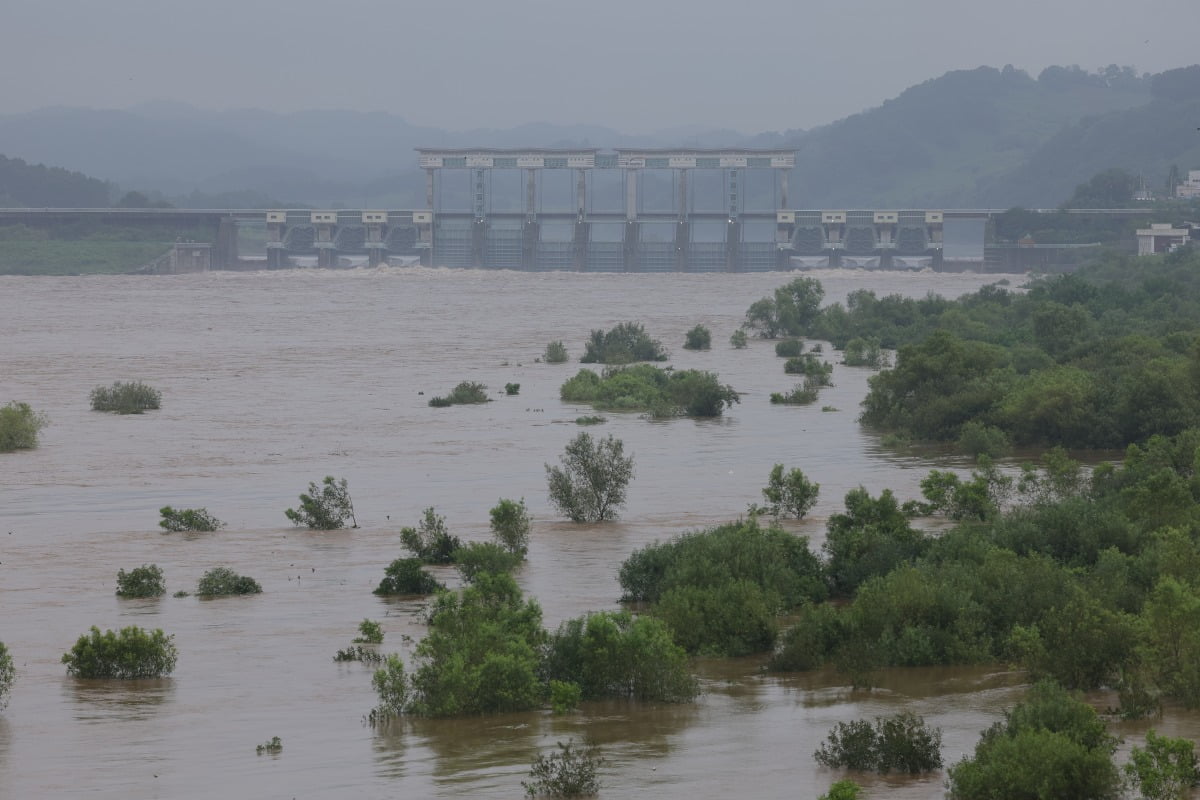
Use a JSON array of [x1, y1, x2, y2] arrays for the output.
[[1, 63, 1197, 209]]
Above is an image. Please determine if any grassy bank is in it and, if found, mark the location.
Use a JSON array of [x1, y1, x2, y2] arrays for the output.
[[0, 240, 174, 275]]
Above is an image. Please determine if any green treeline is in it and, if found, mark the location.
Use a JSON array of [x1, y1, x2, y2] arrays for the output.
[[789, 247, 1200, 449], [620, 434, 1200, 715]]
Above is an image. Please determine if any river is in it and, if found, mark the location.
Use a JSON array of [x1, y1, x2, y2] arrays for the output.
[[2, 267, 1196, 799]]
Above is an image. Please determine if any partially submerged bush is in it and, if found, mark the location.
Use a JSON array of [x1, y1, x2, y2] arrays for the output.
[[400, 507, 463, 564], [770, 377, 823, 405], [683, 324, 712, 350], [489, 497, 531, 557], [455, 541, 523, 583], [575, 415, 606, 425], [255, 736, 282, 755], [284, 476, 357, 529], [581, 322, 668, 364], [158, 506, 224, 532], [544, 340, 569, 364], [429, 381, 489, 407], [783, 353, 833, 381], [505, 382, 521, 396], [116, 564, 166, 598], [61, 626, 177, 678], [760, 464, 820, 519], [374, 557, 444, 595], [354, 619, 384, 644], [774, 339, 804, 358], [197, 566, 262, 596], [89, 381, 161, 414], [842, 336, 888, 368], [523, 740, 603, 798], [0, 401, 48, 451], [730, 329, 748, 349], [814, 712, 943, 774], [560, 364, 739, 418], [0, 641, 13, 710], [547, 432, 634, 522], [334, 645, 384, 664], [544, 610, 698, 702], [371, 653, 409, 720]]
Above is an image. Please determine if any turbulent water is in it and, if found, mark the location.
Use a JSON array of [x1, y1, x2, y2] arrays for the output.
[[2, 267, 1196, 799]]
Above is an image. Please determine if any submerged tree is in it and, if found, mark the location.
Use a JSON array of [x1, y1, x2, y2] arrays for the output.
[[546, 432, 634, 522]]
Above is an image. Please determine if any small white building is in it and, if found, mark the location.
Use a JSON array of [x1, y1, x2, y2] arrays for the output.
[[1137, 223, 1191, 256], [1177, 170, 1200, 200]]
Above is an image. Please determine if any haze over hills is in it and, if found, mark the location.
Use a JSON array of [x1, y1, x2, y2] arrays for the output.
[[1, 64, 1197, 209]]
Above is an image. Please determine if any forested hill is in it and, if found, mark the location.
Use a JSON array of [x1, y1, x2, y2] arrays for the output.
[[783, 64, 1153, 208], [0, 154, 112, 207], [976, 65, 1200, 207]]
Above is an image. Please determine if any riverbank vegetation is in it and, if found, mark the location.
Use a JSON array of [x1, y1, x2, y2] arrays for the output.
[[116, 564, 166, 598], [683, 324, 711, 350], [197, 567, 262, 596], [0, 401, 47, 451], [428, 381, 489, 407], [756, 247, 1200, 451], [0, 642, 13, 710], [560, 364, 739, 418], [374, 558, 444, 595], [400, 507, 462, 563]]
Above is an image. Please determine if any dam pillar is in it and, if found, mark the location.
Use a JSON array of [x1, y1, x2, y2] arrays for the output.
[[363, 211, 388, 267], [624, 169, 638, 272], [266, 210, 287, 269], [676, 169, 689, 271], [573, 218, 588, 272], [311, 211, 337, 268], [215, 217, 239, 269]]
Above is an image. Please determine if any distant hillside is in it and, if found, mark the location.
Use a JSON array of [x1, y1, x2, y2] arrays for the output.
[[0, 64, 1195, 209], [786, 64, 1151, 207], [977, 65, 1200, 206], [0, 154, 112, 207]]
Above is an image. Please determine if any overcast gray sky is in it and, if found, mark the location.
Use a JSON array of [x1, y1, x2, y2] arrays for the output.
[[2, 0, 1195, 134]]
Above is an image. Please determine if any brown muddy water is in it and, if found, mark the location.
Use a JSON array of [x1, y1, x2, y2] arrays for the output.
[[2, 268, 1197, 799]]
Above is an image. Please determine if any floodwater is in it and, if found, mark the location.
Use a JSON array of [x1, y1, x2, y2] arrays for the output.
[[2, 267, 1196, 799]]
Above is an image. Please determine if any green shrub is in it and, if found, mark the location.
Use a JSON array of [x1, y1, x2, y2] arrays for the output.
[[770, 377, 823, 405], [655, 579, 779, 656], [89, 381, 161, 414], [760, 464, 820, 519], [116, 564, 166, 598], [575, 415, 606, 425], [544, 340, 569, 364], [842, 336, 889, 368], [197, 566, 262, 596], [255, 737, 282, 755], [560, 364, 739, 418], [769, 603, 846, 671], [550, 680, 583, 714], [371, 653, 409, 719], [284, 476, 357, 529], [814, 712, 943, 774], [783, 353, 833, 381], [61, 625, 177, 678], [334, 646, 383, 664], [354, 619, 384, 644], [523, 740, 603, 798], [489, 497, 531, 557], [158, 506, 224, 532], [581, 322, 668, 364], [774, 338, 804, 357], [0, 641, 13, 710], [683, 324, 712, 350], [505, 382, 521, 395], [956, 421, 1012, 458], [374, 557, 444, 595], [400, 507, 463, 564], [818, 780, 863, 800], [730, 329, 748, 349], [407, 573, 546, 717], [544, 611, 698, 702], [1124, 729, 1200, 800], [0, 401, 48, 451], [546, 432, 634, 522], [429, 381, 490, 406], [618, 518, 827, 607], [455, 541, 523, 582]]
